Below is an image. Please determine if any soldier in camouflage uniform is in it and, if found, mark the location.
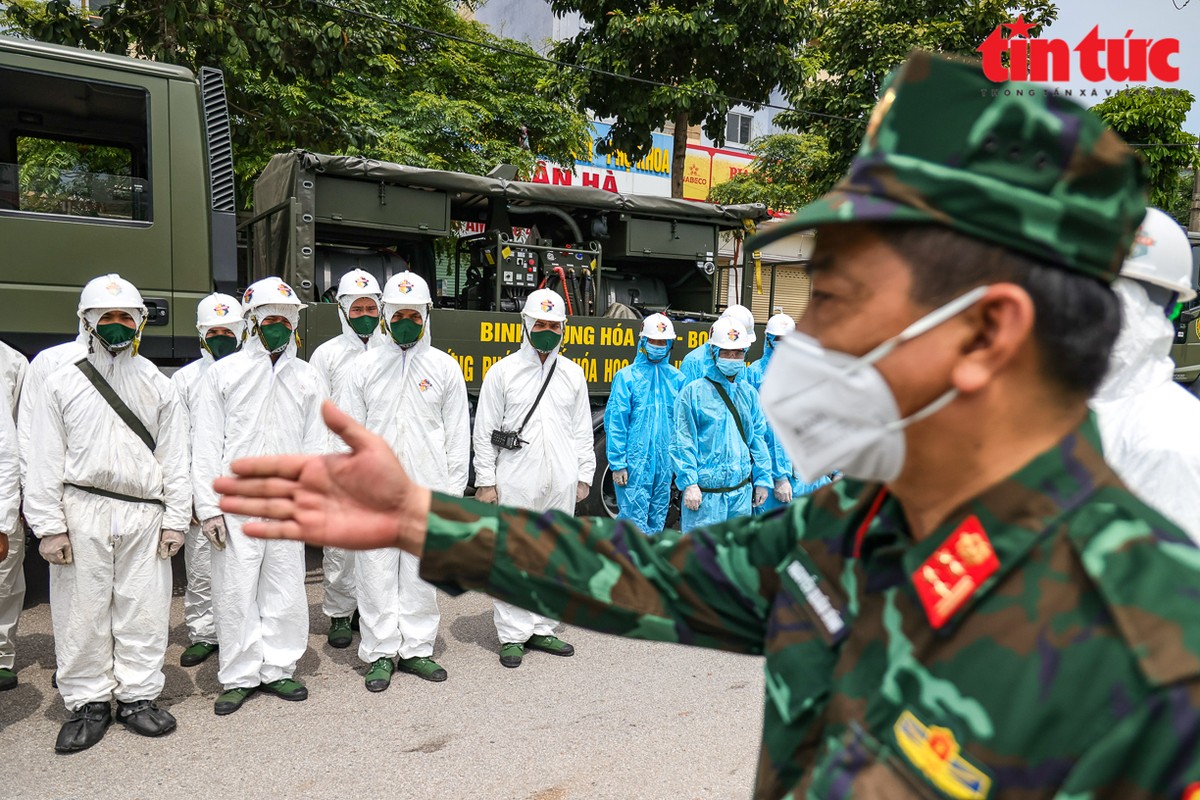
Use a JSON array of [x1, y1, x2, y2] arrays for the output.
[[216, 51, 1200, 798]]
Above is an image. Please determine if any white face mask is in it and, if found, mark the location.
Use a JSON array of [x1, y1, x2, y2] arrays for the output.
[[760, 285, 989, 483]]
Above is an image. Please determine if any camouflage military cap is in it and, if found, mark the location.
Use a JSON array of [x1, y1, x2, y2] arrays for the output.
[[749, 50, 1149, 282]]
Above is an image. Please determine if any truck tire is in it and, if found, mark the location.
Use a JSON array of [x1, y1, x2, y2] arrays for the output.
[[577, 426, 683, 529]]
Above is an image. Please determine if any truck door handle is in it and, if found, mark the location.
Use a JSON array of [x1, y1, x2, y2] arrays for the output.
[[143, 298, 170, 327]]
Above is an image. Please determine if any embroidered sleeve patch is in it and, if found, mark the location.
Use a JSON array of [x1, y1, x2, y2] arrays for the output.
[[894, 710, 992, 799]]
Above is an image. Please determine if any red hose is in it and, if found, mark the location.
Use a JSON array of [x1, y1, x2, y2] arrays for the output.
[[553, 266, 574, 315]]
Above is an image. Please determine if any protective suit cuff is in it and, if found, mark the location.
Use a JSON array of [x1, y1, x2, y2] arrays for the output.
[[419, 492, 501, 596], [194, 504, 221, 521]]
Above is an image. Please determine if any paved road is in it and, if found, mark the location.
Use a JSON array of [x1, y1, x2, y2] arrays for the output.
[[3, 549, 764, 800]]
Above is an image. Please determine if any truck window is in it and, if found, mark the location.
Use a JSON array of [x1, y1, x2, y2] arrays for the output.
[[0, 66, 151, 222]]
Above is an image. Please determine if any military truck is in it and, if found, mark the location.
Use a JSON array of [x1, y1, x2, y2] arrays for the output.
[[0, 36, 237, 362], [0, 36, 779, 516], [244, 151, 774, 515], [1170, 232, 1200, 388]]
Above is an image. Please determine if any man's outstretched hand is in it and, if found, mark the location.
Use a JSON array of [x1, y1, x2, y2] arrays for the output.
[[214, 400, 431, 553]]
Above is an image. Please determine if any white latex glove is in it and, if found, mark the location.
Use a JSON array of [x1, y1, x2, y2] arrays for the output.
[[576, 482, 590, 503], [39, 533, 73, 566], [158, 529, 185, 559], [475, 486, 498, 504], [683, 484, 702, 511], [753, 486, 769, 507], [773, 478, 793, 504], [612, 469, 628, 487], [201, 516, 228, 551]]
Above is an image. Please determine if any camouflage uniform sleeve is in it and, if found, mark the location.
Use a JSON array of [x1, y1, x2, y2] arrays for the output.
[[1055, 679, 1200, 797], [419, 493, 803, 654]]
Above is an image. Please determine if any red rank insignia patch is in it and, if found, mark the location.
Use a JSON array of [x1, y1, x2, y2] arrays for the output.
[[912, 515, 999, 630], [1184, 783, 1200, 800]]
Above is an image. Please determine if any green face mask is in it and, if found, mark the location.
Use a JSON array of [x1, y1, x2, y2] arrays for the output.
[[529, 329, 562, 353], [95, 322, 137, 350], [389, 318, 424, 347], [349, 314, 379, 337], [1169, 302, 1184, 322], [204, 334, 240, 361], [258, 322, 293, 353]]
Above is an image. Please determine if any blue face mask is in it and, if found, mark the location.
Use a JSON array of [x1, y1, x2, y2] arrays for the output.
[[716, 357, 744, 378], [766, 334, 779, 351], [644, 343, 670, 362]]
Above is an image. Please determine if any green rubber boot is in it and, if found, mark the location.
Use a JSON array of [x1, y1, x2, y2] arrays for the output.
[[499, 642, 524, 668], [180, 641, 218, 667], [525, 634, 575, 657], [327, 617, 353, 649], [397, 656, 448, 682], [364, 657, 395, 693], [214, 686, 257, 716]]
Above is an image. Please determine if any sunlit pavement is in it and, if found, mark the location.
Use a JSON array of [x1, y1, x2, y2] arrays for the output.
[[4, 547, 763, 800]]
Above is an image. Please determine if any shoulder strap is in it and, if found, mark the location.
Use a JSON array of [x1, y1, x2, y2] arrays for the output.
[[74, 358, 156, 453], [705, 377, 750, 455], [516, 360, 558, 436]]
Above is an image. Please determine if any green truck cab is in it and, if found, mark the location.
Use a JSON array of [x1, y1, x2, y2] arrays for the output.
[[0, 36, 236, 363]]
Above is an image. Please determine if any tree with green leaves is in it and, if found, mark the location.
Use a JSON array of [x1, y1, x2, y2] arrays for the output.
[[1092, 87, 1199, 226], [705, 133, 831, 213], [546, 0, 807, 198], [775, 0, 1058, 194], [4, 0, 591, 206]]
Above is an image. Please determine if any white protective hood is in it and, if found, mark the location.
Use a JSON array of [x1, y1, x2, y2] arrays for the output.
[[1094, 278, 1176, 403]]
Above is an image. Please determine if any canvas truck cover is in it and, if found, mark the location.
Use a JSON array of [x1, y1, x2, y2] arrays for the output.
[[252, 149, 771, 292]]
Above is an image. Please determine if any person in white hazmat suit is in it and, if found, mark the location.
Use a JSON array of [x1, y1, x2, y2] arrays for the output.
[[0, 341, 23, 693], [1092, 207, 1200, 543], [192, 276, 326, 716], [24, 274, 189, 753], [679, 304, 756, 384], [309, 269, 387, 650], [170, 293, 246, 668], [344, 272, 469, 691], [15, 286, 90, 693], [473, 288, 592, 668]]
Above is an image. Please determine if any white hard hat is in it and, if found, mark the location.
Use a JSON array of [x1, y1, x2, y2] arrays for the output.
[[242, 277, 306, 311], [709, 318, 752, 350], [1121, 207, 1196, 302], [78, 273, 144, 314], [381, 271, 433, 306], [522, 289, 568, 323], [196, 293, 245, 332], [765, 313, 796, 337], [337, 269, 382, 300], [720, 304, 756, 343], [640, 313, 676, 340]]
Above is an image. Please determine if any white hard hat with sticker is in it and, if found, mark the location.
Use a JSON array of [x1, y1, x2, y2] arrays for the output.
[[640, 313, 676, 340], [1121, 207, 1196, 301], [522, 288, 568, 322], [709, 318, 752, 350], [196, 292, 246, 333]]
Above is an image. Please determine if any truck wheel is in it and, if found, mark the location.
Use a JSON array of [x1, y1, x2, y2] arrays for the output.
[[578, 429, 620, 518]]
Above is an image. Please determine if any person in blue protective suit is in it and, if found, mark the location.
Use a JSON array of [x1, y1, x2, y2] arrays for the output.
[[671, 318, 771, 532], [747, 313, 834, 513], [680, 304, 755, 384], [604, 313, 686, 533]]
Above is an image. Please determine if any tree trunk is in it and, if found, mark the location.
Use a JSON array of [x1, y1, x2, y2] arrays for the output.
[[1191, 165, 1200, 232], [671, 112, 689, 199]]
